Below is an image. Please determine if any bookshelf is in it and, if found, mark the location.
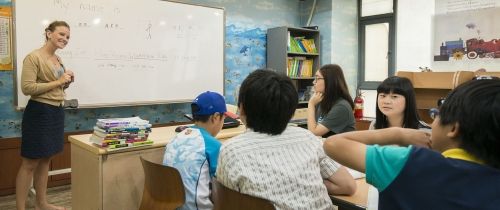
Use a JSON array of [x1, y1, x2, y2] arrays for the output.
[[267, 26, 320, 108]]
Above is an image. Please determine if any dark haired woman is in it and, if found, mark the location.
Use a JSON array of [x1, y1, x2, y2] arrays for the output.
[[370, 76, 430, 130], [307, 64, 355, 138], [16, 20, 73, 210]]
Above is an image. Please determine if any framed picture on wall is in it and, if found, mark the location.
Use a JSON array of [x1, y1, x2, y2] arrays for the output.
[[432, 6, 500, 71]]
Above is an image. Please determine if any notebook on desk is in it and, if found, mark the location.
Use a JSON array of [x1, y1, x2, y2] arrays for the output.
[[289, 118, 307, 126], [222, 117, 241, 129]]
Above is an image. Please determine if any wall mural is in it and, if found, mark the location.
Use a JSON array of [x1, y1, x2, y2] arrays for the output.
[[224, 25, 267, 104]]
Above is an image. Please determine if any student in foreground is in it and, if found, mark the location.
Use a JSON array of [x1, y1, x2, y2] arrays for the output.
[[324, 79, 500, 209], [163, 91, 226, 210], [217, 69, 356, 210]]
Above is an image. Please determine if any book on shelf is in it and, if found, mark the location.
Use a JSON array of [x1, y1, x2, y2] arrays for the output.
[[300, 39, 317, 53], [288, 35, 302, 53], [308, 39, 317, 53], [287, 31, 291, 52], [286, 57, 313, 77], [295, 37, 308, 52], [287, 57, 292, 76], [287, 36, 317, 54]]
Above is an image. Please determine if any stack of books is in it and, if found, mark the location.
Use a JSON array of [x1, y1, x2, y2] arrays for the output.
[[90, 117, 153, 150]]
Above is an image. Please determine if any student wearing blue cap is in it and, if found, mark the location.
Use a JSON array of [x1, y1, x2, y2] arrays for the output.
[[163, 91, 227, 210]]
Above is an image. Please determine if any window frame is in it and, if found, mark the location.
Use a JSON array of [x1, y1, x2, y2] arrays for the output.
[[357, 0, 397, 90]]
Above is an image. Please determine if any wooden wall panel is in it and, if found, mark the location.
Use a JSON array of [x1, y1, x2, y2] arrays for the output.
[[0, 132, 85, 196], [0, 138, 23, 196]]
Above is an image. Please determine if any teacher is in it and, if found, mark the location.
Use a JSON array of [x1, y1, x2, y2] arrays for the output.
[[16, 20, 73, 210]]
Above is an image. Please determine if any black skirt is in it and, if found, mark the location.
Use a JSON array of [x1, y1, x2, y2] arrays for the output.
[[21, 100, 65, 159]]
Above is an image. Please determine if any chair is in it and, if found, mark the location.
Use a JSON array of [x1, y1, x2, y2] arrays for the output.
[[212, 180, 275, 210], [139, 157, 185, 210]]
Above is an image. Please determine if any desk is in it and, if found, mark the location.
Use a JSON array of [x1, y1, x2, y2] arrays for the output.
[[290, 108, 374, 131], [69, 125, 246, 210], [331, 179, 370, 210], [289, 108, 308, 127]]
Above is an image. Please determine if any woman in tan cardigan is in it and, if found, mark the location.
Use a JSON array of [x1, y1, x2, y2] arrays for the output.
[[16, 20, 73, 210]]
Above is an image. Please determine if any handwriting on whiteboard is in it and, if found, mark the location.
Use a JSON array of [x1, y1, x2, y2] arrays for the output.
[[59, 49, 198, 71]]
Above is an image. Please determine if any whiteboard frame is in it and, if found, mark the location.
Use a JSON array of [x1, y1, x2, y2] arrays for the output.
[[12, 0, 226, 109]]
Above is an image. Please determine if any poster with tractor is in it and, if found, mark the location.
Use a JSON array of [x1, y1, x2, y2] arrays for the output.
[[434, 7, 500, 62]]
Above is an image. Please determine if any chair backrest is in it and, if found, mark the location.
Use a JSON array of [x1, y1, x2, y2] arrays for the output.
[[139, 156, 185, 210], [212, 180, 275, 210]]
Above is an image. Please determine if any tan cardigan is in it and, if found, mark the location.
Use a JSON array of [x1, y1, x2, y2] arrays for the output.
[[21, 49, 65, 106]]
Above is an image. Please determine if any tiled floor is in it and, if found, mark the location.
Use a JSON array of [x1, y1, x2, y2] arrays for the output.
[[0, 185, 71, 210]]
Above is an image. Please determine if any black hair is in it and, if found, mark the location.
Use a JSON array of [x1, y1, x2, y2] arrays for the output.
[[317, 64, 354, 116], [374, 76, 425, 129], [238, 69, 298, 135], [439, 78, 500, 169], [190, 104, 222, 123], [45, 20, 70, 41]]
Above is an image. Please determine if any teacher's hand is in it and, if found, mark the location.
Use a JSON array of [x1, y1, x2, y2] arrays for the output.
[[58, 71, 73, 88], [65, 70, 74, 83]]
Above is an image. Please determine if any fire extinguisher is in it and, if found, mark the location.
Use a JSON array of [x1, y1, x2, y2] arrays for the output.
[[354, 90, 364, 119]]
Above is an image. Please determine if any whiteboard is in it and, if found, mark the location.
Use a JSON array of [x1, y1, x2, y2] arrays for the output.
[[13, 0, 224, 108]]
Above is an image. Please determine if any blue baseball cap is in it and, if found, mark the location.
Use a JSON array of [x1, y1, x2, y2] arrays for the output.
[[192, 91, 227, 115]]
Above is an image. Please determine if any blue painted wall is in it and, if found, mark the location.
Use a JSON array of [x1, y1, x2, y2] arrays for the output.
[[300, 0, 358, 97], [0, 0, 302, 138], [331, 0, 358, 97], [300, 0, 333, 67]]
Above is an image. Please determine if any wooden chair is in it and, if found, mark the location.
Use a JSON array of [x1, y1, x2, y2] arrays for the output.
[[139, 157, 185, 210], [212, 180, 275, 210]]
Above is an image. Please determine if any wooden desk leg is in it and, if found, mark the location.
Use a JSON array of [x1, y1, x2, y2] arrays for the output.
[[102, 147, 164, 210], [71, 144, 102, 210]]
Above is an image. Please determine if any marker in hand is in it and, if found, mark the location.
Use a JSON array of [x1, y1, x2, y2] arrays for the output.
[[61, 70, 74, 88]]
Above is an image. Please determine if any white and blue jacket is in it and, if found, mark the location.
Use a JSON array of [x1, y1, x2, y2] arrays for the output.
[[163, 126, 221, 210]]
